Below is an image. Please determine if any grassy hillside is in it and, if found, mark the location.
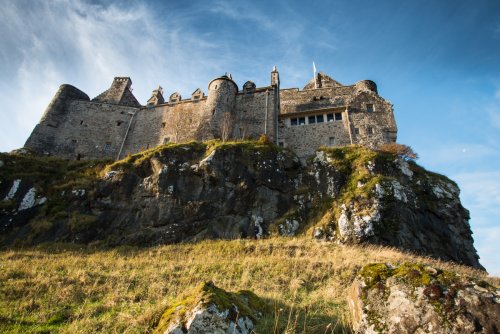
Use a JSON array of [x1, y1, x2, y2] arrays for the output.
[[1, 237, 496, 334]]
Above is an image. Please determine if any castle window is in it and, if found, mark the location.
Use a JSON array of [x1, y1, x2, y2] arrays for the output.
[[316, 115, 324, 123], [291, 118, 298, 126], [298, 117, 306, 125], [163, 137, 170, 144], [80, 120, 84, 125], [308, 115, 316, 124], [103, 142, 111, 152], [366, 104, 374, 113], [327, 113, 334, 122], [335, 113, 342, 121], [354, 127, 360, 135], [117, 121, 123, 126], [329, 137, 335, 146], [162, 122, 166, 128], [367, 126, 374, 135]]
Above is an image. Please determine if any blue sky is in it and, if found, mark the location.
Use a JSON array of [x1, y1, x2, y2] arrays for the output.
[[0, 0, 499, 274]]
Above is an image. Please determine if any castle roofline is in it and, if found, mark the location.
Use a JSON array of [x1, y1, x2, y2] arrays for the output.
[[208, 75, 238, 91]]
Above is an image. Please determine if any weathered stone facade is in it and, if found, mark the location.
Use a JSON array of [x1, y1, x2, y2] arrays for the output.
[[24, 68, 397, 159]]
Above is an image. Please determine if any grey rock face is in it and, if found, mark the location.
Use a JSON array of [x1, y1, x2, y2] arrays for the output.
[[349, 263, 500, 334], [0, 144, 484, 269]]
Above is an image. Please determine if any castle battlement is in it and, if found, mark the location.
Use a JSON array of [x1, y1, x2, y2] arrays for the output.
[[24, 67, 397, 160]]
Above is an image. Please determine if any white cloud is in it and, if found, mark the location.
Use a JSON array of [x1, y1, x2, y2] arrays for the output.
[[0, 0, 225, 152], [453, 171, 500, 215]]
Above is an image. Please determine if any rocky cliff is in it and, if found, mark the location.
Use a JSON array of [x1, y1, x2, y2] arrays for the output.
[[0, 140, 482, 269]]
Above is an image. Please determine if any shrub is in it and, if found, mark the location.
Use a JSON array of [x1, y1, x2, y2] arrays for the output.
[[257, 134, 272, 145], [377, 143, 418, 161]]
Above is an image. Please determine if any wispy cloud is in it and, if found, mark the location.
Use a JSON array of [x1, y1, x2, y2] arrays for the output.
[[0, 0, 227, 151], [453, 171, 500, 215]]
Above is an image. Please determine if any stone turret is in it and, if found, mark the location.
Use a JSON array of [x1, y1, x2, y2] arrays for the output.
[[355, 80, 377, 93], [271, 66, 280, 87], [93, 77, 141, 107], [25, 84, 89, 154], [203, 74, 238, 139]]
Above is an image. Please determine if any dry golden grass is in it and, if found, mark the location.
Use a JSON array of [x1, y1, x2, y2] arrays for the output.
[[0, 237, 497, 334]]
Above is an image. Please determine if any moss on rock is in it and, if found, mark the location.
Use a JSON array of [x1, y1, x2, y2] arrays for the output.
[[154, 281, 268, 333]]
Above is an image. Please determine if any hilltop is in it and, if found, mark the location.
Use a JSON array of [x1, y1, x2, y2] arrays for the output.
[[1, 141, 498, 333]]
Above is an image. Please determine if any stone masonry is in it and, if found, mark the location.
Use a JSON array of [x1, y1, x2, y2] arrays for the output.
[[24, 68, 397, 160]]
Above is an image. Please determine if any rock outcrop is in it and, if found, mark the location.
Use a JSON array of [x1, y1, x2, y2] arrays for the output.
[[349, 263, 500, 333], [0, 141, 483, 269], [308, 148, 482, 269], [154, 282, 266, 334]]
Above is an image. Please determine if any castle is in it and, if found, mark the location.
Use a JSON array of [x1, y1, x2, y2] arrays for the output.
[[24, 67, 397, 160]]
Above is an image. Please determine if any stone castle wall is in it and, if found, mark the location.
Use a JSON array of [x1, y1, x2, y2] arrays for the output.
[[24, 70, 396, 160], [234, 88, 277, 141]]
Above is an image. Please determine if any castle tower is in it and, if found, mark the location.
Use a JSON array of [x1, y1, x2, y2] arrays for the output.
[[25, 84, 89, 154], [354, 80, 378, 93], [201, 74, 238, 139], [92, 77, 141, 107]]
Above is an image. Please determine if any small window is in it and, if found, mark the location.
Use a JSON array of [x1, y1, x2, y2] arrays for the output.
[[366, 104, 374, 113], [103, 142, 111, 152], [316, 115, 324, 123], [163, 137, 170, 144], [335, 113, 342, 121], [291, 118, 298, 126], [329, 137, 335, 146], [308, 115, 316, 124], [117, 121, 123, 126], [162, 122, 166, 128], [80, 120, 84, 125], [278, 142, 284, 147], [298, 117, 306, 125], [367, 127, 374, 135], [354, 127, 360, 135], [327, 113, 334, 122]]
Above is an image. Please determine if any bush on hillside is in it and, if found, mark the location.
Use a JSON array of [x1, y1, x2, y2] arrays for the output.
[[378, 143, 418, 161]]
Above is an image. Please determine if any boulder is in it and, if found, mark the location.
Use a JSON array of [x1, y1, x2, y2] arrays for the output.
[[154, 282, 267, 334], [349, 263, 500, 333]]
